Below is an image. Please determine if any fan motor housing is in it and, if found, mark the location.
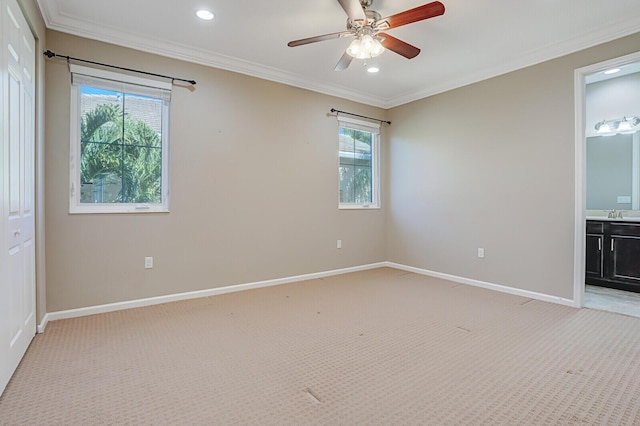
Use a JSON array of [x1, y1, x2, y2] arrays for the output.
[[346, 9, 381, 30]]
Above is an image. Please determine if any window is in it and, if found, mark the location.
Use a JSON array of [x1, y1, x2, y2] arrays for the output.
[[338, 117, 380, 209], [69, 64, 171, 213]]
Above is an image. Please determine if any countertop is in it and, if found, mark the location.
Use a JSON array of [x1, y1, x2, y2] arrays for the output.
[[586, 216, 640, 222]]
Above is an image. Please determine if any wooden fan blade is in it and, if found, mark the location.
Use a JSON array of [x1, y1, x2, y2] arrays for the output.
[[375, 1, 445, 31], [335, 52, 353, 71], [379, 33, 420, 59], [337, 0, 366, 22], [288, 31, 353, 47]]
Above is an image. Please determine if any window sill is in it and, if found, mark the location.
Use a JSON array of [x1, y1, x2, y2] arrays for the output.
[[339, 204, 381, 210], [69, 204, 169, 214]]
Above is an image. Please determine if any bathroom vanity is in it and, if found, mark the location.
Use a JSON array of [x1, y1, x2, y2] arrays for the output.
[[586, 219, 640, 292]]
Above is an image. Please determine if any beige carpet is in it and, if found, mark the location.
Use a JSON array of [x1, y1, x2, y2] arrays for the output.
[[2, 267, 640, 425]]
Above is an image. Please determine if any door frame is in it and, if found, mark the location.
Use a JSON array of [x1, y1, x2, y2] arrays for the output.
[[573, 50, 640, 308]]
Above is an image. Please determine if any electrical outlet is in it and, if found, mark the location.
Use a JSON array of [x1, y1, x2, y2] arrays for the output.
[[337, 239, 342, 249], [477, 248, 485, 258], [144, 257, 153, 269]]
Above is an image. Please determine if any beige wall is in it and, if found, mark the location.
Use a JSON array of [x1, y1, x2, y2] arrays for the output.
[[387, 32, 640, 300], [17, 0, 46, 323], [44, 31, 387, 312], [43, 26, 640, 311]]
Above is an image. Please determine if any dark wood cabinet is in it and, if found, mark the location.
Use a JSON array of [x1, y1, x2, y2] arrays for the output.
[[586, 220, 640, 292]]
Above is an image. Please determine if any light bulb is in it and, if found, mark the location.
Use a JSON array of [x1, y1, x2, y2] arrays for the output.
[[595, 121, 611, 133], [370, 38, 385, 57], [347, 38, 362, 58], [361, 35, 375, 51], [619, 118, 633, 132]]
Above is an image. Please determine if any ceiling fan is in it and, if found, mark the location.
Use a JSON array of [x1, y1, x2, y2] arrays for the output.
[[287, 0, 445, 71]]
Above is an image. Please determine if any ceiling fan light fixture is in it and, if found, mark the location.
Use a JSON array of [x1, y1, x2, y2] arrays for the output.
[[346, 34, 385, 59], [287, 0, 445, 70]]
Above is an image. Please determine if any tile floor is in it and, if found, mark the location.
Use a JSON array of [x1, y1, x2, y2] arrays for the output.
[[585, 285, 640, 318]]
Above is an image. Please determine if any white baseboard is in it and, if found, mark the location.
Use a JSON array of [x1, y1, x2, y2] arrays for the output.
[[38, 260, 577, 333], [384, 261, 578, 308], [38, 262, 387, 331], [37, 315, 49, 334]]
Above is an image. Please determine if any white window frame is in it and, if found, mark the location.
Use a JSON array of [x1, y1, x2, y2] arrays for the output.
[[338, 116, 381, 210], [69, 64, 171, 214]]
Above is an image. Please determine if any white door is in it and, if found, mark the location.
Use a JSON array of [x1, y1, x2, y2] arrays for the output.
[[0, 0, 36, 395]]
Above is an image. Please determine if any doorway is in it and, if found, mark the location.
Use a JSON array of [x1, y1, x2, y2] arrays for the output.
[[575, 51, 640, 315]]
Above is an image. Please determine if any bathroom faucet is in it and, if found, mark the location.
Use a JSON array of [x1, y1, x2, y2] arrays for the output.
[[607, 209, 624, 219]]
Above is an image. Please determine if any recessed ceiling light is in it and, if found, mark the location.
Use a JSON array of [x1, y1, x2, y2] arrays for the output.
[[603, 68, 621, 75], [367, 67, 379, 73], [196, 10, 214, 20]]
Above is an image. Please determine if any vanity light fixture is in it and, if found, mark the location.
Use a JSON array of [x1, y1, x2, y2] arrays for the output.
[[595, 116, 640, 135], [603, 68, 621, 75], [196, 9, 214, 20], [618, 116, 640, 132]]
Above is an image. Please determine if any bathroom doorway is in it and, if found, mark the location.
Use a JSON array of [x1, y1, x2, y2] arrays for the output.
[[575, 51, 640, 316]]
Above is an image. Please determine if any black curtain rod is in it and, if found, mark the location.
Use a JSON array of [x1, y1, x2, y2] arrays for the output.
[[43, 50, 196, 86], [330, 108, 391, 125]]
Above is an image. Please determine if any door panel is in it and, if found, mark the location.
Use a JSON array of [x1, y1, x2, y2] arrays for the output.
[[8, 70, 20, 213], [8, 246, 22, 345], [1, 0, 36, 396]]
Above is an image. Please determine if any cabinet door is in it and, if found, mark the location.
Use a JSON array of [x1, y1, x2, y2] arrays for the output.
[[611, 236, 640, 282], [585, 234, 603, 278]]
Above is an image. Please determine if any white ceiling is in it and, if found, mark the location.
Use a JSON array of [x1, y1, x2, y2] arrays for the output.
[[37, 0, 640, 108]]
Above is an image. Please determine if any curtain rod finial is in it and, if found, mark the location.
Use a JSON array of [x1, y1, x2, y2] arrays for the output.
[[43, 50, 55, 58]]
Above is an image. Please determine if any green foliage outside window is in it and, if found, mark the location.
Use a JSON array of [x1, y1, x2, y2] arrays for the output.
[[339, 127, 374, 204], [80, 99, 162, 204]]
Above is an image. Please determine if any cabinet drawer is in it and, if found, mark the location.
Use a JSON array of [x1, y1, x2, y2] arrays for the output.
[[587, 221, 604, 234], [610, 223, 640, 237]]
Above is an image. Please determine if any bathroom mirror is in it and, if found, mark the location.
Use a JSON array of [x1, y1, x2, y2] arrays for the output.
[[586, 133, 638, 210], [585, 63, 640, 212]]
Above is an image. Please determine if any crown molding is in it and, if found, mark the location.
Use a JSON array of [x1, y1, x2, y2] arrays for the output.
[[37, 0, 640, 110], [385, 16, 640, 108], [36, 0, 389, 108]]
